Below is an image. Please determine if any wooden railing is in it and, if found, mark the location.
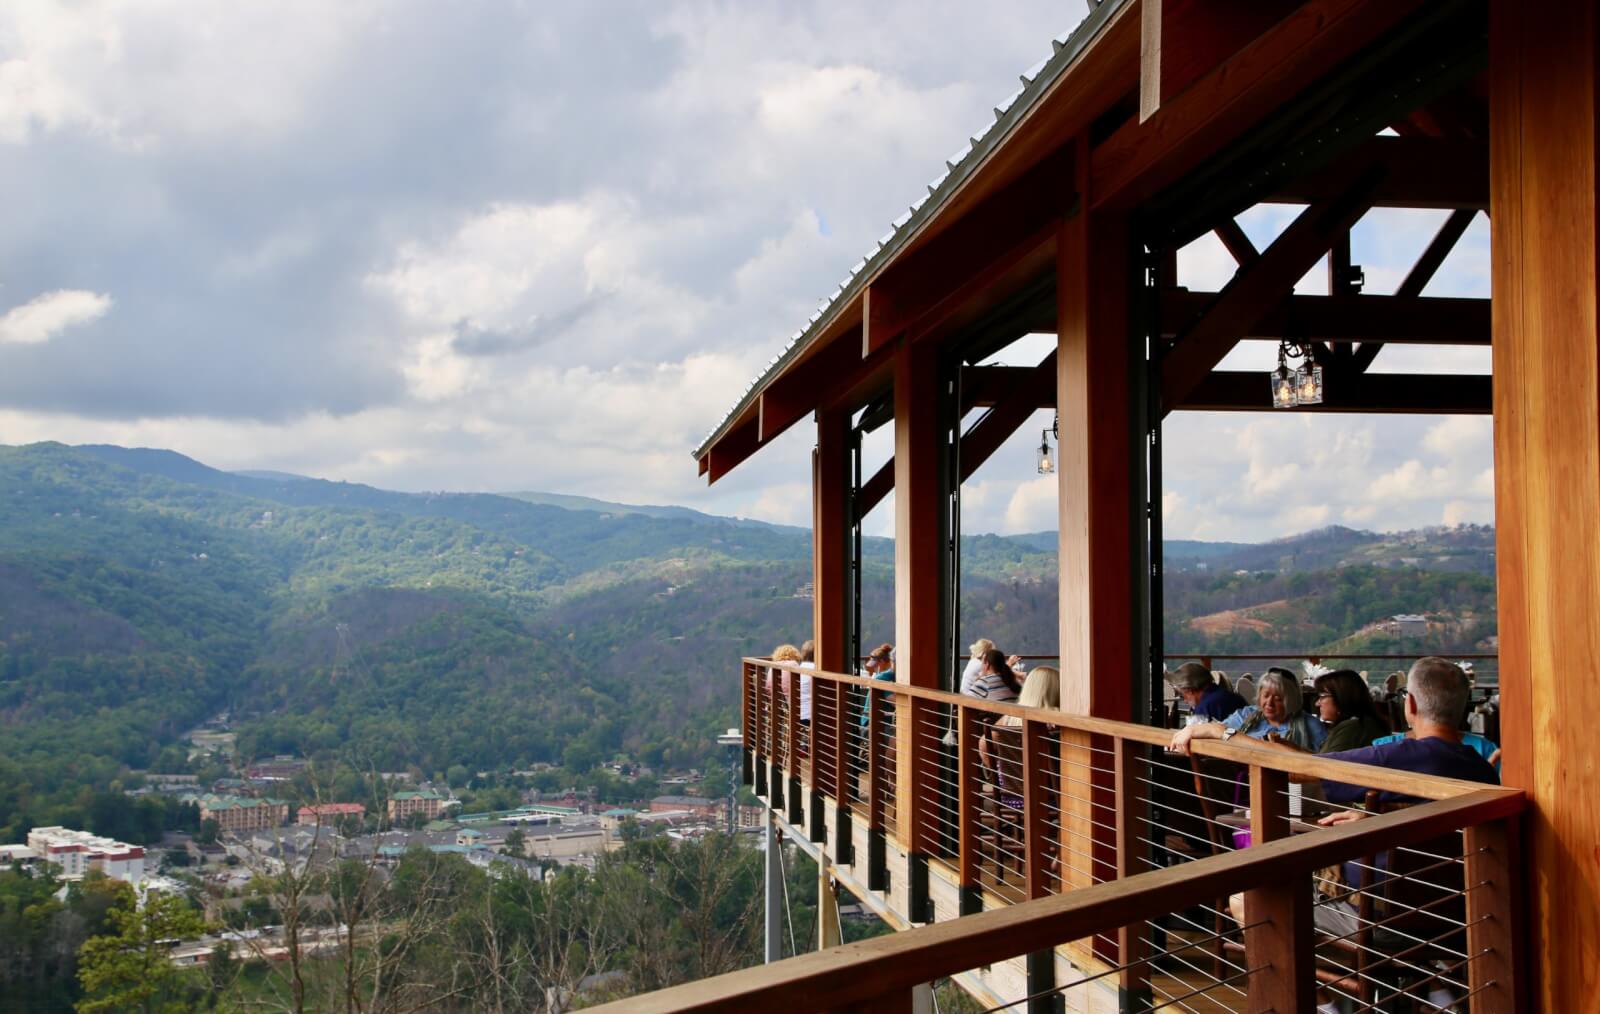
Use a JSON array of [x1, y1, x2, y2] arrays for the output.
[[647, 659, 1528, 1013]]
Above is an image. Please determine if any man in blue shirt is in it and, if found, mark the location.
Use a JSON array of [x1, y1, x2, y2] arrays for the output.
[[1309, 657, 1499, 939], [1168, 661, 1247, 722]]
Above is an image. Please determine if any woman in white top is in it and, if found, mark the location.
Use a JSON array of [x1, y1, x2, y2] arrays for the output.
[[960, 639, 995, 696]]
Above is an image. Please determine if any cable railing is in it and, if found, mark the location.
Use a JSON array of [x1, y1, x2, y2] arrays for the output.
[[708, 657, 1524, 1013]]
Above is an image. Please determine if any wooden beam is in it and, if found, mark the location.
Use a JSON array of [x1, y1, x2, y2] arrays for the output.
[[859, 460, 894, 518], [864, 145, 1075, 355], [1267, 135, 1488, 209], [856, 353, 1057, 517], [1490, 2, 1600, 1008], [760, 328, 864, 443], [1093, 0, 1426, 211], [956, 352, 1057, 482], [1159, 291, 1490, 345], [1160, 172, 1382, 413], [1353, 208, 1479, 371], [706, 417, 760, 484], [1212, 219, 1258, 265], [1140, 0, 1298, 122], [959, 365, 1038, 409], [1177, 371, 1490, 414]]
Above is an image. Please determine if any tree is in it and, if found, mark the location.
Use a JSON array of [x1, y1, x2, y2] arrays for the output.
[[196, 819, 220, 845], [503, 827, 528, 859], [76, 889, 206, 1014]]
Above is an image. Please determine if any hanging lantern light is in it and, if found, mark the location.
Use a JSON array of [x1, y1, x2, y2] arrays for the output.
[[1295, 356, 1324, 405], [1035, 413, 1059, 474], [1270, 342, 1299, 408]]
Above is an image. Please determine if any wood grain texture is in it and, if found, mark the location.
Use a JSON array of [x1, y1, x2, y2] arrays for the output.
[[1092, 0, 1425, 210], [584, 789, 1521, 1014], [1490, 2, 1600, 1007], [892, 341, 943, 852], [1057, 141, 1137, 723]]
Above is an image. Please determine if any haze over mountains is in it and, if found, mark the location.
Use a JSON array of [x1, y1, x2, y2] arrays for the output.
[[0, 441, 1494, 841]]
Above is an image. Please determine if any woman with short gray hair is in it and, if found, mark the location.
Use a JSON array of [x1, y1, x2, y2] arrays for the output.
[[1169, 666, 1326, 754]]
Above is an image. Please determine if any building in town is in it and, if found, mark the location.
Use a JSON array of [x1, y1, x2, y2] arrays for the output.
[[200, 795, 290, 836], [386, 789, 451, 824], [25, 827, 146, 883], [296, 803, 367, 826]]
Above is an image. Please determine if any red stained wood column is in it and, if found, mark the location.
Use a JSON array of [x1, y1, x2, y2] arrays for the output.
[[1057, 142, 1138, 722], [893, 340, 944, 853], [813, 409, 852, 675], [1490, 2, 1599, 1008]]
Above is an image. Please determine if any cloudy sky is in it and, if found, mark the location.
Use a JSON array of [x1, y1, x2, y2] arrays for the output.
[[0, 2, 1493, 542]]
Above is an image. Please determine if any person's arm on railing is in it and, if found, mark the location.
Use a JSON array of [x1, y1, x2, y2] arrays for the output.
[[1168, 720, 1227, 754]]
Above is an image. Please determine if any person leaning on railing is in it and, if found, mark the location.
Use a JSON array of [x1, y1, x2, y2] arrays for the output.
[[1252, 669, 1389, 756], [858, 643, 895, 730], [1167, 661, 1247, 723], [1167, 667, 1326, 754]]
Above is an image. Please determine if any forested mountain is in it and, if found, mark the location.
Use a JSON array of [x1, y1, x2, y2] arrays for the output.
[[0, 442, 1496, 842]]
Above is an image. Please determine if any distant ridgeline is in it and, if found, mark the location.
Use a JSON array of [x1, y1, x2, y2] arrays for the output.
[[0, 442, 1493, 840]]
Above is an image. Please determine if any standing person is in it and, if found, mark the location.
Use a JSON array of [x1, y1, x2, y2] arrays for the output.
[[858, 643, 896, 731], [961, 639, 995, 696], [1167, 661, 1247, 722], [798, 639, 816, 726]]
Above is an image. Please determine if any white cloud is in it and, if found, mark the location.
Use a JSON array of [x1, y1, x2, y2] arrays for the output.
[[0, 2, 380, 147], [0, 4, 1501, 543], [0, 289, 112, 345]]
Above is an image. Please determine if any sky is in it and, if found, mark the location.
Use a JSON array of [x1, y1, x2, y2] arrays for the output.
[[0, 2, 1493, 542]]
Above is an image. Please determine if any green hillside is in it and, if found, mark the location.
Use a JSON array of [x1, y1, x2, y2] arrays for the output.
[[0, 442, 1498, 843]]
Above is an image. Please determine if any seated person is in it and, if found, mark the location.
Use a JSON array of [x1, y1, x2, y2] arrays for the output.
[[997, 666, 1061, 727], [1368, 711, 1501, 772], [1308, 658, 1499, 935], [1309, 669, 1389, 753], [1167, 661, 1247, 722], [1169, 667, 1326, 754]]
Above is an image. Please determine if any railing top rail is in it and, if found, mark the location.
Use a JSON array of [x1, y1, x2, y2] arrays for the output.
[[585, 787, 1523, 1013], [1160, 652, 1500, 660], [743, 657, 1497, 800]]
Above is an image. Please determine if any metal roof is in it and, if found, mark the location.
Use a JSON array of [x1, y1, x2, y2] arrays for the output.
[[691, 0, 1128, 463]]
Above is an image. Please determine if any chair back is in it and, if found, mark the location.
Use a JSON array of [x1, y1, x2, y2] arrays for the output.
[[989, 725, 1026, 800], [1235, 675, 1256, 705]]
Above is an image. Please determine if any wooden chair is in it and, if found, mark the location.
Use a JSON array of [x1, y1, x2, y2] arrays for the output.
[[1315, 791, 1468, 1010], [979, 723, 1027, 894]]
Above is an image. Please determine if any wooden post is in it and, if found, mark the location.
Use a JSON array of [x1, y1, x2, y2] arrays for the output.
[[1115, 737, 1150, 1007], [1250, 765, 1289, 845], [957, 707, 980, 907], [814, 408, 851, 677], [1022, 719, 1047, 900], [1242, 871, 1315, 1014], [818, 860, 841, 951], [1057, 138, 1137, 723], [1464, 818, 1523, 1012], [1491, 3, 1600, 1007], [1058, 132, 1140, 977], [893, 340, 945, 856]]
